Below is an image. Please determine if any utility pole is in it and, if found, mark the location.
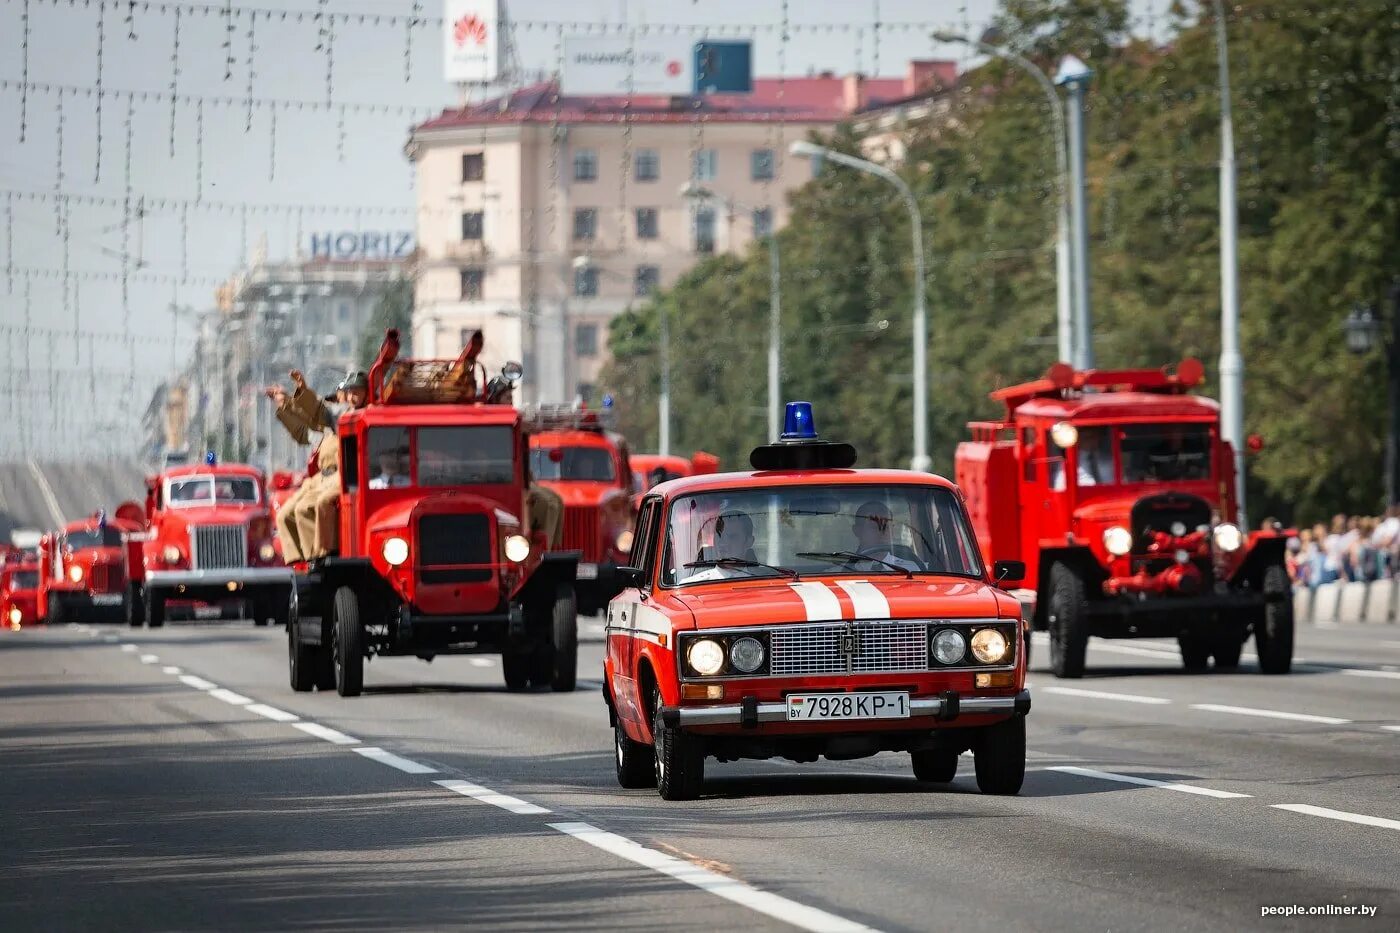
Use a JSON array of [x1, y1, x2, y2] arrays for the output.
[[1212, 0, 1246, 525], [1056, 55, 1095, 371]]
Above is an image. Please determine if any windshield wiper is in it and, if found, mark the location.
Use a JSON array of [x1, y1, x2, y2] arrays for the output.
[[798, 550, 914, 579], [681, 557, 798, 580]]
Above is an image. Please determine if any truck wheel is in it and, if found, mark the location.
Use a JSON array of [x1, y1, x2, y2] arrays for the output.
[[145, 592, 165, 629], [332, 586, 364, 697], [1255, 565, 1294, 675], [911, 749, 959, 783], [127, 586, 144, 628], [1178, 635, 1211, 671], [288, 617, 316, 692], [252, 596, 271, 627], [550, 584, 578, 693], [615, 718, 656, 789], [974, 715, 1026, 795], [502, 649, 530, 691], [1047, 563, 1089, 679], [1210, 636, 1243, 671], [48, 600, 66, 627], [652, 687, 703, 801]]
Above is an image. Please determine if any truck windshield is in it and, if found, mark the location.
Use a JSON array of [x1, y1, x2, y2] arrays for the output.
[[167, 476, 260, 506], [661, 484, 983, 587], [65, 528, 125, 549], [7, 571, 39, 589], [531, 447, 617, 482], [1121, 424, 1212, 483], [418, 426, 514, 486]]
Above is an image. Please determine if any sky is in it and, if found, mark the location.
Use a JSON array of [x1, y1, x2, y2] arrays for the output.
[[0, 0, 1174, 458]]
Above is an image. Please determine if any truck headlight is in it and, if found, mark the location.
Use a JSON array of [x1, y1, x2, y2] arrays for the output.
[[970, 628, 1010, 664], [729, 636, 765, 674], [504, 534, 531, 563], [616, 529, 634, 554], [1103, 525, 1133, 556], [1213, 522, 1243, 553], [162, 545, 181, 564], [931, 628, 966, 665], [1051, 421, 1079, 448], [68, 565, 84, 583], [686, 638, 726, 676], [383, 537, 409, 566], [7, 607, 20, 626], [258, 543, 276, 562]]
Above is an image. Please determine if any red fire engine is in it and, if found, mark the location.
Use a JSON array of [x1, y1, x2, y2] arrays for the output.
[[954, 359, 1293, 678], [286, 330, 579, 697], [2, 550, 40, 630], [34, 509, 145, 625], [629, 452, 721, 508], [606, 402, 1030, 800]]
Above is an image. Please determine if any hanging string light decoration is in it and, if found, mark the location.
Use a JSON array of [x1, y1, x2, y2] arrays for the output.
[[124, 0, 138, 39], [268, 104, 277, 179], [94, 3, 107, 182], [4, 192, 13, 295], [244, 9, 256, 131], [195, 98, 204, 202], [19, 0, 31, 143], [54, 89, 65, 235], [222, 0, 236, 81], [121, 95, 135, 320], [169, 7, 181, 157], [404, 0, 422, 84], [180, 201, 189, 279]]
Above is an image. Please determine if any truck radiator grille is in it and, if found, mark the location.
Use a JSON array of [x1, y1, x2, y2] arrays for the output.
[[88, 561, 123, 594], [418, 513, 491, 584], [770, 621, 929, 676], [561, 507, 600, 558], [192, 525, 247, 571]]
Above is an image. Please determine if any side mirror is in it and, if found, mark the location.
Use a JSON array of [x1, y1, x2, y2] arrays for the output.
[[993, 560, 1026, 585], [616, 565, 645, 588]]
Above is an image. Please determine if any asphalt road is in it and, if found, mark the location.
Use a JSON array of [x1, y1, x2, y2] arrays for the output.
[[2, 619, 1397, 932]]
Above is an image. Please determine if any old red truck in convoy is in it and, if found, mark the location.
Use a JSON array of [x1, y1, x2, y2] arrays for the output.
[[34, 510, 145, 625], [527, 406, 636, 615], [2, 551, 41, 630], [954, 360, 1293, 678], [286, 330, 579, 697], [129, 458, 292, 628]]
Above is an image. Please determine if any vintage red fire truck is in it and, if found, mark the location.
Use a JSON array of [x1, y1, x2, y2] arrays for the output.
[[2, 552, 41, 630], [527, 407, 637, 615], [606, 402, 1030, 800], [629, 452, 721, 508], [130, 458, 291, 628], [286, 330, 579, 697], [34, 510, 144, 625], [954, 359, 1293, 678]]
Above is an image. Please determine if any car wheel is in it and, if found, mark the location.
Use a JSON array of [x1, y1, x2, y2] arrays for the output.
[[652, 686, 703, 801], [615, 718, 656, 789], [1255, 564, 1294, 675], [288, 616, 316, 692], [911, 749, 959, 783], [145, 592, 165, 629], [974, 715, 1026, 796], [332, 586, 364, 697], [550, 584, 578, 693], [1047, 563, 1088, 678], [1178, 634, 1211, 671]]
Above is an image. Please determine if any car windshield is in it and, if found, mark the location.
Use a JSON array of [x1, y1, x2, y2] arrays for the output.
[[7, 571, 39, 590], [661, 484, 983, 586], [1121, 423, 1212, 483], [417, 425, 514, 486], [530, 446, 617, 482], [167, 476, 260, 506], [64, 528, 125, 549]]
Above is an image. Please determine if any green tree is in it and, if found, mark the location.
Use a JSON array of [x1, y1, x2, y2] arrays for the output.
[[358, 277, 413, 367]]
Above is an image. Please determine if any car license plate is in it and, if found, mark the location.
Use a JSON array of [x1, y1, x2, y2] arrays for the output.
[[195, 606, 222, 619], [576, 562, 599, 580], [787, 691, 911, 721], [91, 594, 123, 606]]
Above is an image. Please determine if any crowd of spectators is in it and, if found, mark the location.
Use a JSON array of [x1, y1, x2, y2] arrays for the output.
[[1287, 509, 1400, 587]]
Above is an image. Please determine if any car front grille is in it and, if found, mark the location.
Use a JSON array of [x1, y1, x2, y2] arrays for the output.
[[562, 506, 600, 558], [770, 621, 930, 676], [418, 513, 491, 584], [192, 525, 247, 570]]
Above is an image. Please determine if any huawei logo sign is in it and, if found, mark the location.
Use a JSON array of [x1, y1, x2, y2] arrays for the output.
[[453, 14, 488, 48]]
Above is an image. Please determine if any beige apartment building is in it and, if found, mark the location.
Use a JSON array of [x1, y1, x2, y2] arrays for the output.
[[405, 62, 954, 403]]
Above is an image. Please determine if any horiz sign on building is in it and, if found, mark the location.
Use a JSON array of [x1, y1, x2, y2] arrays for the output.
[[308, 232, 415, 261], [443, 0, 500, 83]]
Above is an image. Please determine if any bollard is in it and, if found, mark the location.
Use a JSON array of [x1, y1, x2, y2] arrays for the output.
[[1311, 581, 1341, 625], [1338, 580, 1369, 623], [1363, 578, 1395, 624]]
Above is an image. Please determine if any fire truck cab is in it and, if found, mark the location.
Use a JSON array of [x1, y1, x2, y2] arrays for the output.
[[955, 359, 1293, 678], [286, 330, 579, 697], [2, 551, 40, 630], [35, 510, 143, 625]]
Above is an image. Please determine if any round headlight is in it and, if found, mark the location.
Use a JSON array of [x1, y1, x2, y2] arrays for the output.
[[1213, 522, 1243, 553], [616, 529, 634, 554], [258, 543, 276, 561], [382, 536, 409, 566], [1103, 525, 1133, 557], [729, 636, 765, 674], [931, 628, 967, 665], [1170, 521, 1187, 537], [1051, 421, 1079, 448], [7, 606, 20, 625], [504, 534, 531, 563], [970, 628, 1010, 664], [68, 565, 84, 583], [162, 545, 181, 564], [686, 638, 726, 676]]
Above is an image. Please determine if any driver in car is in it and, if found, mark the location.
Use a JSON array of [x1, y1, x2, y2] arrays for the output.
[[682, 511, 756, 582], [852, 501, 921, 572]]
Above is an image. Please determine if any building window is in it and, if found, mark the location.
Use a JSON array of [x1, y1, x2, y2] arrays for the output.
[[574, 266, 599, 297], [461, 151, 485, 182], [573, 148, 598, 182], [337, 302, 351, 322], [576, 323, 599, 357], [635, 207, 659, 240], [692, 149, 717, 182], [693, 206, 716, 255], [633, 148, 659, 182], [576, 382, 596, 403], [751, 148, 775, 181], [460, 267, 484, 301], [752, 208, 773, 239], [339, 337, 352, 356], [573, 208, 597, 242], [635, 265, 660, 297], [461, 211, 484, 241]]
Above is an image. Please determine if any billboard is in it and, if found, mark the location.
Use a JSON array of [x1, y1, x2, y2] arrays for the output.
[[561, 35, 694, 95], [444, 0, 499, 83]]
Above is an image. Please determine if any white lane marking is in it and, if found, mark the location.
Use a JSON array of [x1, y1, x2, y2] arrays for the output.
[[161, 666, 182, 675], [139, 654, 159, 664], [353, 747, 439, 774], [549, 822, 875, 933], [1086, 642, 1188, 660], [435, 779, 551, 815], [120, 644, 137, 652], [1189, 703, 1350, 725], [1340, 668, 1400, 681], [1048, 766, 1252, 799], [1044, 686, 1172, 705], [468, 658, 496, 667], [1383, 726, 1400, 734], [788, 581, 843, 621], [208, 688, 252, 706], [245, 703, 300, 723], [1272, 804, 1400, 832], [178, 674, 218, 691], [835, 581, 889, 620], [293, 722, 360, 745], [102, 635, 119, 643]]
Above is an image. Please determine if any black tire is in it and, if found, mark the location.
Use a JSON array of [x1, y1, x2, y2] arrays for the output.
[[1255, 565, 1294, 675], [615, 718, 656, 789], [288, 617, 316, 692], [653, 686, 703, 801], [1210, 635, 1243, 671], [1047, 563, 1089, 679], [911, 749, 959, 783], [48, 599, 66, 627], [502, 648, 530, 691], [550, 584, 578, 693], [145, 592, 165, 629], [1178, 634, 1211, 671], [252, 596, 271, 627], [127, 586, 144, 628], [974, 715, 1026, 795], [332, 586, 364, 697]]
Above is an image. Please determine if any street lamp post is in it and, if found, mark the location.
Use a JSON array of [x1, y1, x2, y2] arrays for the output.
[[1343, 281, 1400, 507], [934, 31, 1073, 365], [1054, 55, 1095, 371], [788, 140, 932, 472]]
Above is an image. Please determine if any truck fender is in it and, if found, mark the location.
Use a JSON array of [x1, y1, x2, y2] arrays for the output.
[[1033, 545, 1101, 630]]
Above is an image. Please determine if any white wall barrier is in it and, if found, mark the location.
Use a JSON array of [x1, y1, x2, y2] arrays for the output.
[[1301, 579, 1398, 624], [1364, 579, 1395, 623], [1338, 581, 1370, 622], [1311, 582, 1342, 624], [1293, 586, 1314, 625]]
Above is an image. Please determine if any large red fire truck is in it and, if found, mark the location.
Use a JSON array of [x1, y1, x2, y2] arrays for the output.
[[954, 359, 1293, 678], [35, 509, 144, 625], [286, 330, 579, 697]]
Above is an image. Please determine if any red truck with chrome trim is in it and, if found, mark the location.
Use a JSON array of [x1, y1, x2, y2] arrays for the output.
[[34, 510, 144, 625]]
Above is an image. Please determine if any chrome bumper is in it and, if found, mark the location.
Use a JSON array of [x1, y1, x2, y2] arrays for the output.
[[146, 567, 293, 588], [662, 689, 1031, 728]]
